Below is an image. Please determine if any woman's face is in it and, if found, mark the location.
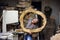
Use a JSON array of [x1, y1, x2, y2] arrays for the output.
[[32, 18, 38, 24]]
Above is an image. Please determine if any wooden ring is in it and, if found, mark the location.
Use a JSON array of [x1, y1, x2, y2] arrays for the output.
[[20, 7, 47, 33]]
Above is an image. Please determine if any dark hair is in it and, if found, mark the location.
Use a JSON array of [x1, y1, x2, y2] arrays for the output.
[[44, 6, 52, 18]]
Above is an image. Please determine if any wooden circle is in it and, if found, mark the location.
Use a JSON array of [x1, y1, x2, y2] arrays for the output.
[[20, 7, 47, 33]]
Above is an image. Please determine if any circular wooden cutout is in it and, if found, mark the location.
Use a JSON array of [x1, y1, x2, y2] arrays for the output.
[[20, 7, 47, 33]]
